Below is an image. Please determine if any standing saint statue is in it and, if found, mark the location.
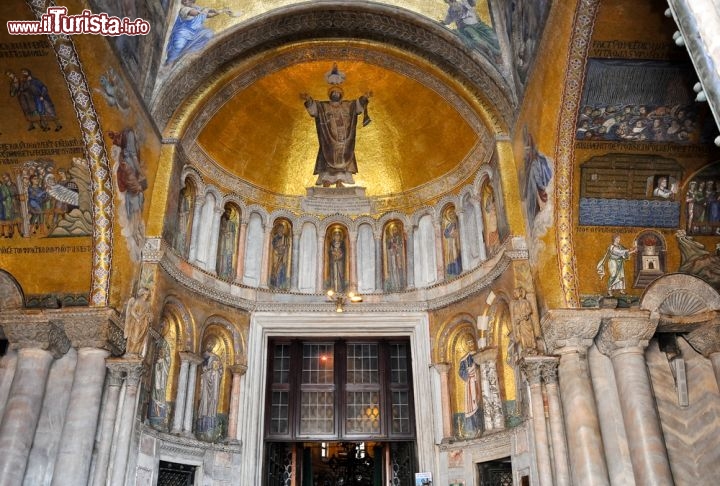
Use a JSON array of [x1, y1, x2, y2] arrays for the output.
[[596, 234, 637, 297], [301, 64, 371, 188], [508, 287, 539, 361], [124, 287, 153, 356]]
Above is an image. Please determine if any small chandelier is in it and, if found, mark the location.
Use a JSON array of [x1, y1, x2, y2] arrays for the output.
[[327, 289, 363, 313]]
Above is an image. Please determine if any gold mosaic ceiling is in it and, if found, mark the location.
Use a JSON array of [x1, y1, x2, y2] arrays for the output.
[[193, 44, 488, 198]]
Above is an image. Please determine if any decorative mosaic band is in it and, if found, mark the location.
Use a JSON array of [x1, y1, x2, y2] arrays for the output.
[[26, 0, 113, 307], [553, 0, 600, 307]]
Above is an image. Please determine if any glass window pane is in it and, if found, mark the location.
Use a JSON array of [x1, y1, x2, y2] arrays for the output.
[[390, 343, 408, 385], [347, 343, 379, 384], [391, 391, 411, 434], [302, 343, 334, 384], [346, 391, 381, 434], [270, 390, 289, 434], [300, 391, 335, 434], [273, 344, 290, 384]]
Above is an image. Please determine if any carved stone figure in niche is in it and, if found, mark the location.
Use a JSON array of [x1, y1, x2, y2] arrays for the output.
[[301, 64, 371, 188], [197, 344, 223, 441], [596, 235, 637, 297], [442, 206, 463, 277], [124, 287, 153, 356], [457, 335, 482, 438], [269, 219, 291, 290], [216, 206, 238, 279], [148, 338, 171, 427], [481, 183, 500, 254], [383, 222, 406, 291], [508, 287, 539, 361], [174, 184, 193, 256], [326, 227, 348, 293]]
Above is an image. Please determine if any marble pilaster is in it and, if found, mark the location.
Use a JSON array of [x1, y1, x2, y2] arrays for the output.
[[457, 208, 470, 272], [522, 357, 554, 486], [348, 231, 358, 289], [290, 229, 301, 291], [470, 198, 487, 261], [172, 358, 190, 434], [431, 362, 453, 439], [227, 364, 247, 441], [596, 316, 672, 486], [316, 233, 325, 292], [91, 364, 124, 486], [0, 349, 17, 422], [259, 222, 272, 288], [540, 357, 570, 486], [542, 310, 610, 486], [108, 358, 144, 486], [374, 235, 383, 291], [188, 194, 206, 264], [207, 206, 225, 273], [434, 223, 445, 283]]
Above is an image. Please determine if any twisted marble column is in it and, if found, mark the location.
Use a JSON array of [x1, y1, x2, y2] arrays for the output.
[[596, 317, 673, 486], [522, 357, 554, 486]]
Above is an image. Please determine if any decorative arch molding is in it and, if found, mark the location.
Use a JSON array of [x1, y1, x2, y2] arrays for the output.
[[434, 312, 477, 364], [180, 165, 205, 194], [319, 214, 355, 234], [152, 3, 514, 135], [410, 207, 438, 227], [244, 205, 270, 226], [201, 315, 244, 365], [161, 296, 196, 353]]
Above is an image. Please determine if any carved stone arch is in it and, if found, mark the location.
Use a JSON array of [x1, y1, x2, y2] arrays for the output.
[[473, 164, 495, 196], [377, 211, 411, 230], [641, 274, 720, 318], [153, 3, 514, 134], [434, 312, 477, 364], [319, 214, 354, 234], [161, 295, 196, 353], [201, 315, 243, 365], [295, 215, 322, 235], [245, 205, 270, 226], [202, 185, 224, 205], [459, 186, 477, 205], [410, 206, 437, 227], [268, 209, 297, 226], [354, 215, 379, 236], [220, 194, 246, 214], [181, 165, 205, 195], [0, 270, 24, 310], [436, 196, 461, 219]]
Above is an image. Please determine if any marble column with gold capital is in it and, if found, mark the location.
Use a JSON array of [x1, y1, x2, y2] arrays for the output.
[[540, 357, 570, 486], [522, 356, 554, 486], [596, 316, 673, 486], [0, 317, 70, 486], [108, 358, 145, 486], [542, 310, 610, 486], [91, 363, 124, 486], [227, 363, 248, 441]]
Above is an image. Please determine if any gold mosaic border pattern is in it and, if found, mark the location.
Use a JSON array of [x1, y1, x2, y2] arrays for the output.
[[553, 0, 600, 307], [27, 0, 113, 306]]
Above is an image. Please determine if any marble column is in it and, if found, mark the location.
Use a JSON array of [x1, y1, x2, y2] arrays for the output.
[[0, 347, 55, 485], [259, 221, 272, 288], [316, 233, 325, 292], [52, 348, 110, 486], [227, 364, 247, 441], [234, 220, 249, 283], [470, 198, 487, 261], [91, 364, 124, 486], [188, 194, 206, 263], [374, 235, 383, 292], [290, 229, 301, 291], [348, 230, 358, 289], [540, 358, 570, 486], [0, 349, 18, 421], [596, 317, 672, 486], [434, 223, 445, 283], [685, 323, 720, 389], [522, 357, 554, 486], [457, 208, 470, 272], [477, 348, 504, 431], [542, 310, 609, 486], [109, 359, 144, 486], [405, 225, 415, 289], [171, 357, 190, 434], [183, 354, 203, 434], [206, 205, 225, 273], [431, 363, 453, 439]]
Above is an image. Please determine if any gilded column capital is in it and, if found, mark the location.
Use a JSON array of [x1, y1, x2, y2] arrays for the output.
[[685, 323, 720, 358], [0, 311, 70, 358], [595, 315, 656, 357], [541, 309, 602, 355]]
